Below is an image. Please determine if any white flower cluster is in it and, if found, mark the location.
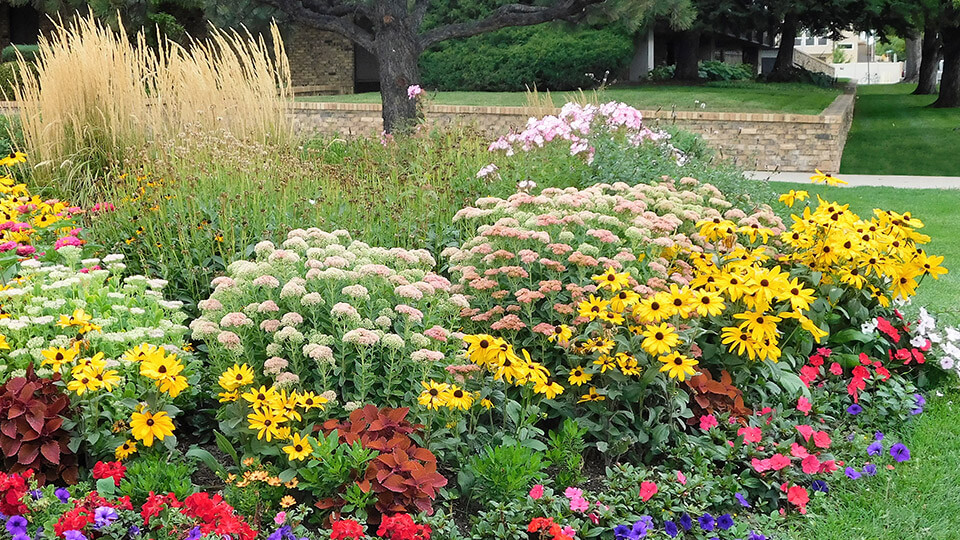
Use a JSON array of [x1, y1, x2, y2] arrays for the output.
[[0, 253, 191, 380]]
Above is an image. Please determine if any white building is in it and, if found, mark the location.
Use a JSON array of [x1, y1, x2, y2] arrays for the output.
[[795, 30, 903, 84]]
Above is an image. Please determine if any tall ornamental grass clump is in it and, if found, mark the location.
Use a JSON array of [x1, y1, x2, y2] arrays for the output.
[[13, 15, 291, 188]]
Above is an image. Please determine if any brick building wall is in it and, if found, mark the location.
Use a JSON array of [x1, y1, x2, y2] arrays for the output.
[[283, 24, 354, 95], [286, 85, 856, 172]]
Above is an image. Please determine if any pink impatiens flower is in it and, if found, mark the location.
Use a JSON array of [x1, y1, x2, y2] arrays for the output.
[[699, 414, 718, 431], [737, 426, 762, 444], [796, 396, 812, 415], [676, 471, 687, 485], [529, 484, 544, 500]]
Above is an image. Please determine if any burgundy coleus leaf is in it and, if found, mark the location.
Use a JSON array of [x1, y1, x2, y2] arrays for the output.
[[6, 403, 25, 420], [380, 474, 407, 493], [40, 440, 61, 465], [1, 436, 21, 457], [18, 442, 39, 465], [0, 422, 17, 439]]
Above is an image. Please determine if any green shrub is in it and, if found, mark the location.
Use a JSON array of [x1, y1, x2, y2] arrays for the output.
[[462, 443, 547, 505], [119, 453, 196, 504], [649, 61, 755, 82], [421, 24, 633, 91], [1, 44, 39, 63], [0, 61, 37, 100]]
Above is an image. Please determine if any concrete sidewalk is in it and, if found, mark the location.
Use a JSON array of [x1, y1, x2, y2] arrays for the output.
[[745, 171, 960, 190]]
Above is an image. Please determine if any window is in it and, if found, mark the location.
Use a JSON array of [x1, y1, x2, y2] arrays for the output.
[[795, 37, 803, 45], [806, 36, 815, 45], [837, 43, 853, 50], [818, 37, 828, 45]]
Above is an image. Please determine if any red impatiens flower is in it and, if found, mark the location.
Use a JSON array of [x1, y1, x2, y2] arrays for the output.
[[639, 481, 658, 502], [801, 455, 820, 474], [769, 454, 791, 471], [795, 425, 814, 442], [786, 485, 810, 513], [829, 362, 843, 376], [813, 431, 832, 449]]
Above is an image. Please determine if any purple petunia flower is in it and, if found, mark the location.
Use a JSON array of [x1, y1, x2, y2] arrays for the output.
[[847, 404, 863, 415], [12, 533, 30, 540], [128, 525, 142, 537], [911, 395, 925, 415], [862, 463, 877, 476], [735, 492, 752, 508], [613, 525, 633, 540], [93, 506, 118, 530], [64, 532, 87, 540], [867, 441, 883, 456], [664, 521, 679, 538], [811, 480, 829, 493], [875, 431, 884, 441], [717, 514, 734, 530], [185, 526, 203, 540], [679, 513, 693, 531], [845, 466, 862, 480], [699, 513, 715, 532], [748, 532, 768, 540], [891, 442, 911, 462], [6, 516, 28, 535], [55, 487, 70, 504]]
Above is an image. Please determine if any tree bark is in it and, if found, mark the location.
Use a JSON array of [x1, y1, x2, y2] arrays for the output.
[[372, 2, 421, 133], [932, 24, 960, 107], [770, 13, 798, 81], [674, 29, 701, 81], [904, 32, 920, 82], [915, 24, 941, 95]]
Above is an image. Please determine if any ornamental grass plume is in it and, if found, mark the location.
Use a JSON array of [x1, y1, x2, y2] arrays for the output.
[[14, 15, 292, 187]]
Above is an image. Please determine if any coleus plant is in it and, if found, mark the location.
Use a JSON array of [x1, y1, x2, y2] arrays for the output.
[[0, 366, 78, 484], [321, 406, 447, 517]]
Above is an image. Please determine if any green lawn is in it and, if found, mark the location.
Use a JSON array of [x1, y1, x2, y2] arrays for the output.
[[840, 84, 960, 176], [773, 182, 960, 325], [299, 81, 841, 115], [786, 392, 960, 540]]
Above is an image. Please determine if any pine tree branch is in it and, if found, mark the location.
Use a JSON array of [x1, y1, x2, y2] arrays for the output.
[[418, 0, 605, 50], [261, 0, 375, 51]]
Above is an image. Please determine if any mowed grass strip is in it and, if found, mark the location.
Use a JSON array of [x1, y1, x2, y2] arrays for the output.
[[840, 84, 960, 176], [299, 81, 840, 115]]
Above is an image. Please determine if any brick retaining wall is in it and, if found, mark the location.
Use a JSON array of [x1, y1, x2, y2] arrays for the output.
[[0, 85, 856, 172], [289, 85, 856, 172]]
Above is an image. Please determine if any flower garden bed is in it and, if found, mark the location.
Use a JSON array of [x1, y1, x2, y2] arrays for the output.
[[0, 100, 956, 540]]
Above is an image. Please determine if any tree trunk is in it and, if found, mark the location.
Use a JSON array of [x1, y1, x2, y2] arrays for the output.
[[915, 24, 941, 95], [904, 32, 920, 82], [770, 14, 798, 81], [373, 2, 421, 133], [932, 24, 960, 107], [674, 30, 701, 81]]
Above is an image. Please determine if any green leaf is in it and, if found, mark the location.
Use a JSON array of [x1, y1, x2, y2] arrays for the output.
[[95, 477, 116, 498], [831, 329, 873, 344], [185, 447, 226, 476], [214, 430, 239, 467]]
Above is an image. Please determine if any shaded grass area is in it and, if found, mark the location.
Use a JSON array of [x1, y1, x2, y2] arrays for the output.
[[840, 84, 960, 176], [772, 182, 960, 325], [299, 81, 840, 115], [785, 392, 960, 540]]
